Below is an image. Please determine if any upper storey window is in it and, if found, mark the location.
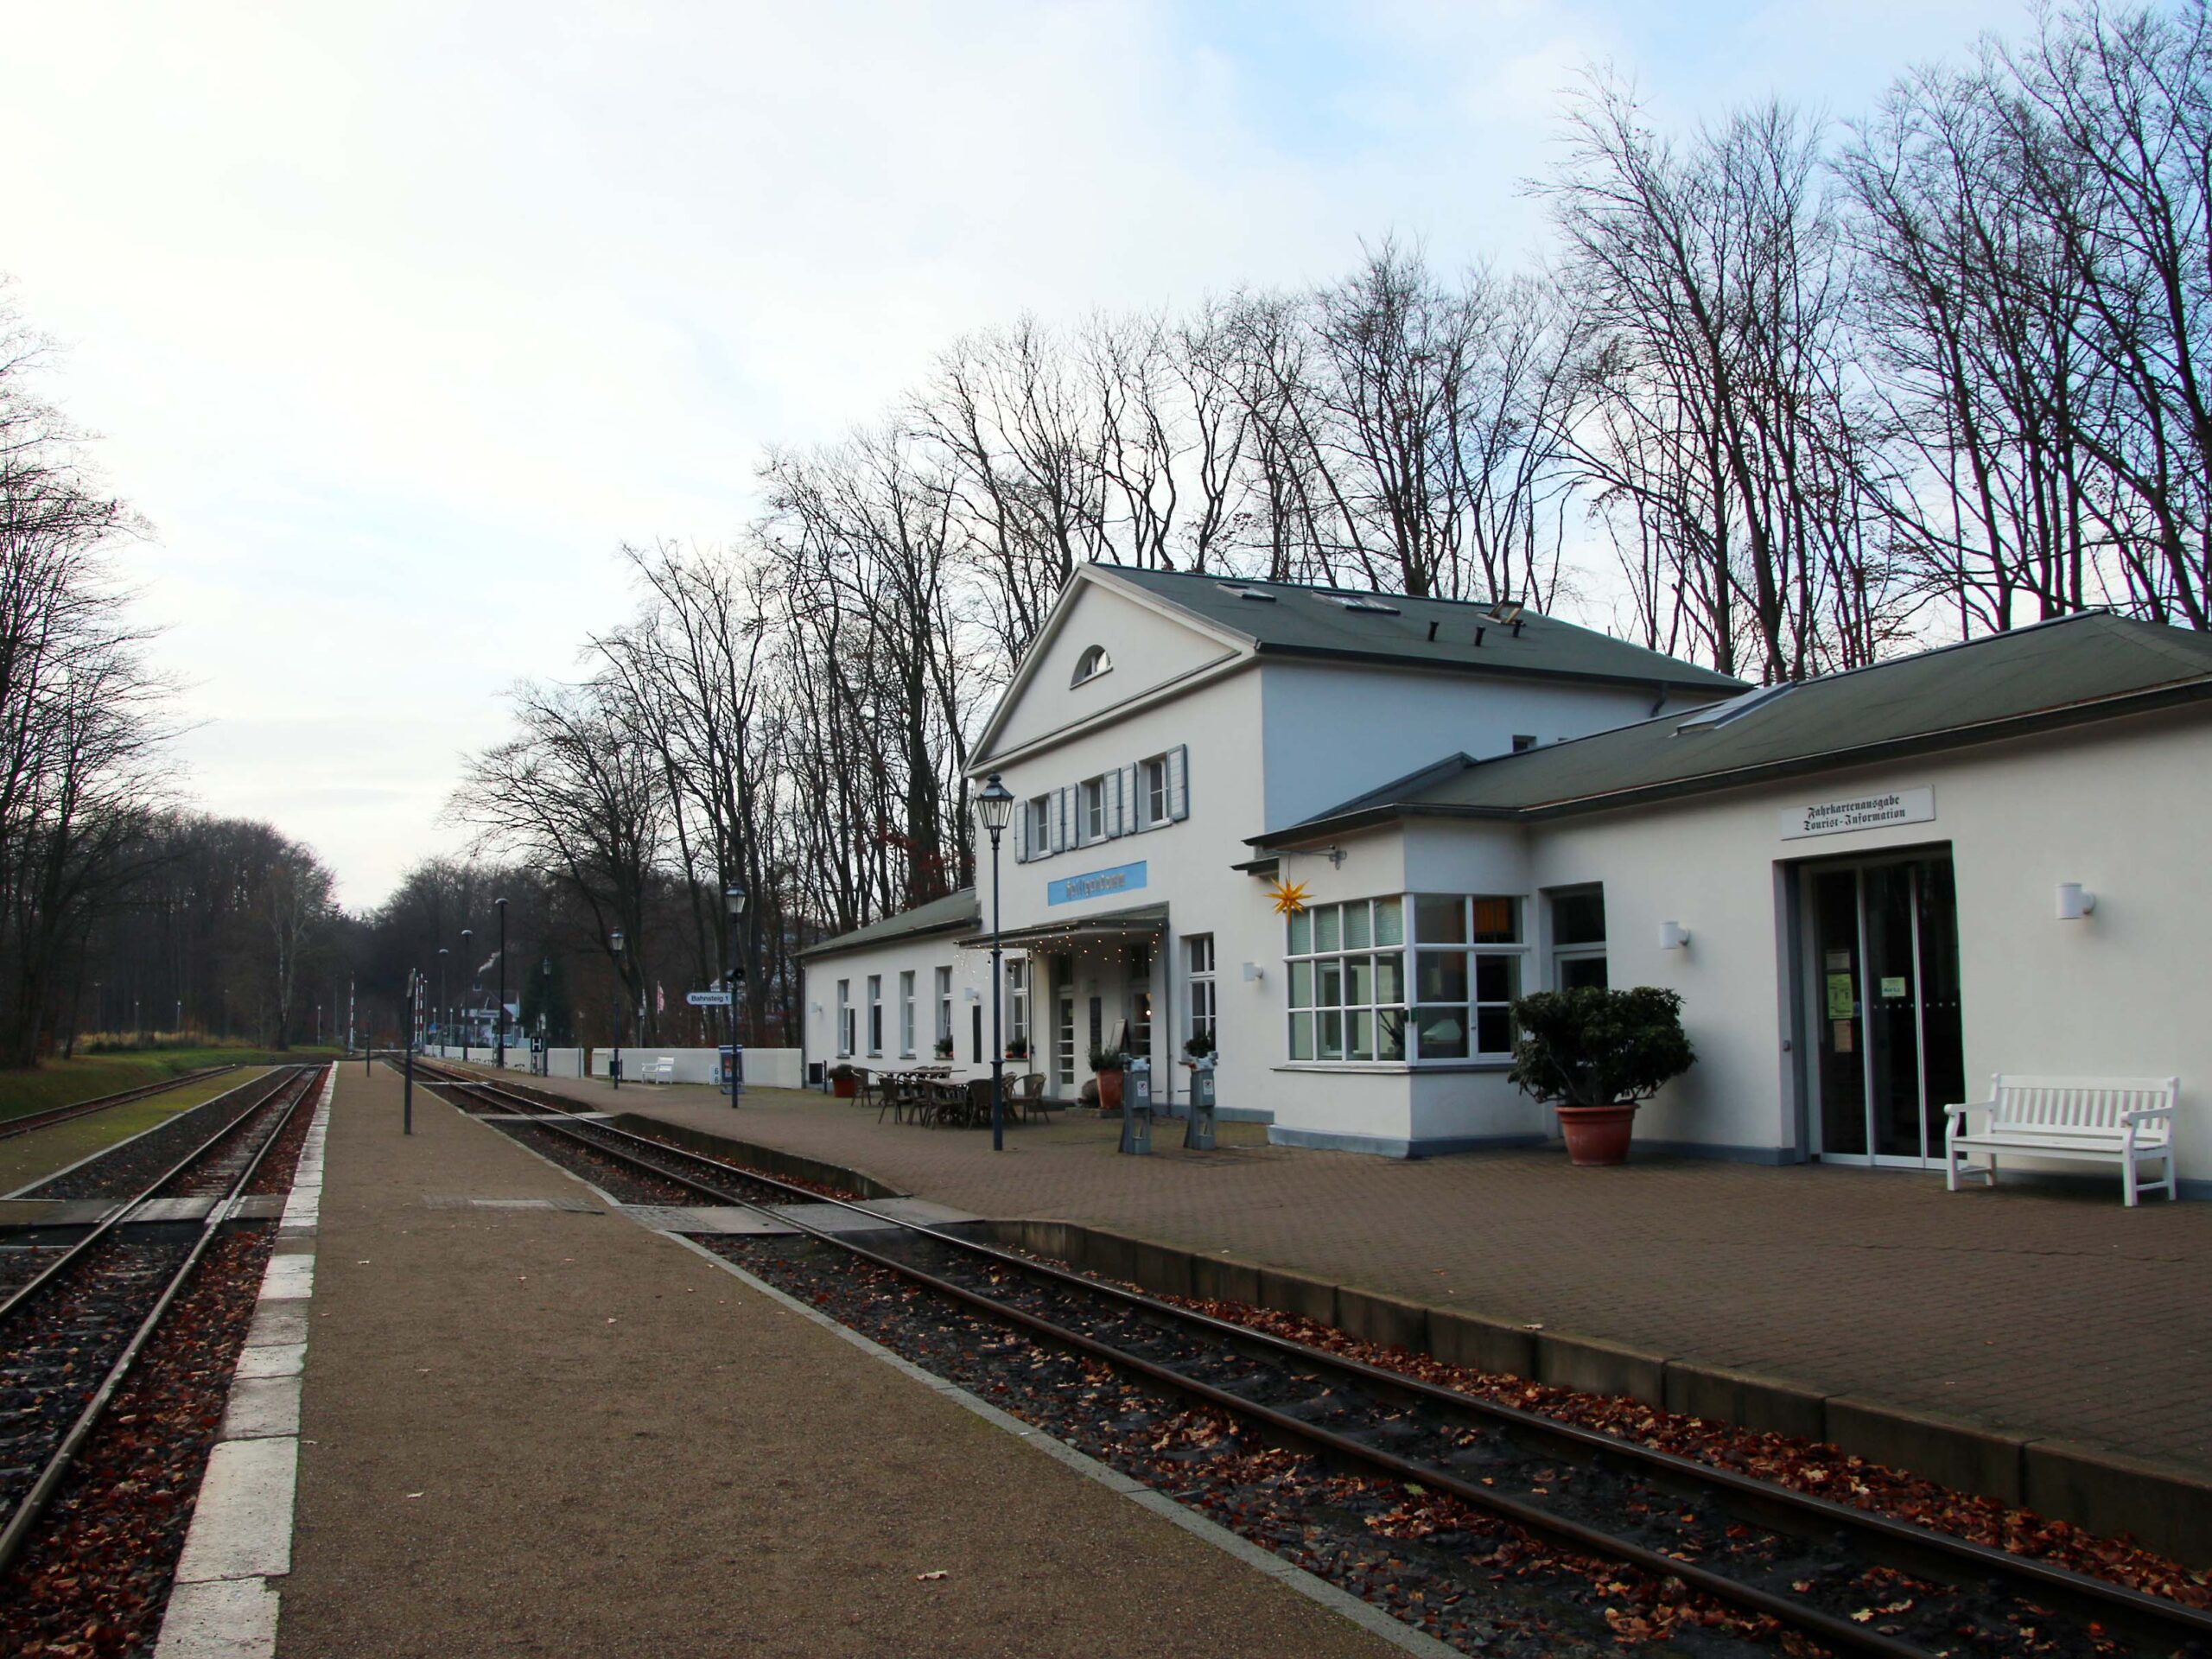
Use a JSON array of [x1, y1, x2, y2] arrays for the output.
[[1071, 645, 1111, 686]]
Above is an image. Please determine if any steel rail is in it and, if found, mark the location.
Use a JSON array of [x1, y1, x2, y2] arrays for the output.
[[0, 1065, 242, 1142], [438, 1065, 2212, 1654], [0, 1067, 303, 1325], [429, 1069, 2212, 1658], [0, 1064, 325, 1576]]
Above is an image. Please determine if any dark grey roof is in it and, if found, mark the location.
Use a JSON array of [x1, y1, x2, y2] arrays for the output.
[[798, 888, 979, 961], [1256, 612, 2212, 844], [1096, 565, 1745, 695]]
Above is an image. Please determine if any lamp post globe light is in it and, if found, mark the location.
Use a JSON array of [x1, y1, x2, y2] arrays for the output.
[[609, 929, 625, 1090], [460, 927, 474, 1064], [724, 883, 747, 1105], [495, 897, 508, 1071], [975, 772, 1017, 1154]]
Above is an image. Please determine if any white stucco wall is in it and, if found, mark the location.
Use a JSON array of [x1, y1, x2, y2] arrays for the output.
[[1516, 706, 2212, 1183], [986, 580, 1241, 759], [1258, 660, 1707, 831], [799, 930, 1025, 1088]]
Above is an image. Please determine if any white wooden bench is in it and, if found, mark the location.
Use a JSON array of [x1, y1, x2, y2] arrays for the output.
[[645, 1056, 677, 1085], [1944, 1074, 2179, 1205]]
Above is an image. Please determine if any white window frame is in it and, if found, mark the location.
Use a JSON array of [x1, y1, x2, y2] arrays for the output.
[[1026, 795, 1052, 860], [1285, 893, 1525, 1065], [899, 970, 916, 1057], [1007, 959, 1030, 1052], [934, 965, 953, 1046], [836, 979, 852, 1057], [1548, 886, 1609, 990], [1141, 754, 1170, 828], [1186, 934, 1216, 1048], [866, 974, 883, 1056], [1080, 776, 1106, 842], [1071, 645, 1111, 685]]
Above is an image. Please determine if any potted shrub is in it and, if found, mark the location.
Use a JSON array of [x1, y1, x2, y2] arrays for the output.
[[1088, 1046, 1126, 1113], [1004, 1035, 1030, 1063], [1182, 1031, 1215, 1065], [829, 1062, 859, 1100], [1507, 987, 1694, 1166], [933, 1033, 956, 1060]]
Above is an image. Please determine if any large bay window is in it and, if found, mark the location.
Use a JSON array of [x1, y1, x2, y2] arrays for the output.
[[1287, 894, 1523, 1063]]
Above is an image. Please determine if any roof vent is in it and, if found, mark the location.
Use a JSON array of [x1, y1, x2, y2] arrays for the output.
[[1217, 582, 1277, 602], [1675, 684, 1794, 733]]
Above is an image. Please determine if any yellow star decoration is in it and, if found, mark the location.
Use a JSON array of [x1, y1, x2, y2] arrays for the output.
[[1268, 878, 1310, 917]]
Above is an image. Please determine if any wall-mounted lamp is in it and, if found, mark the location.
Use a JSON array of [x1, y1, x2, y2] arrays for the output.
[[807, 1002, 823, 1014], [1241, 962, 1264, 982], [963, 987, 982, 1002], [1657, 921, 1692, 951], [2055, 882, 2097, 921]]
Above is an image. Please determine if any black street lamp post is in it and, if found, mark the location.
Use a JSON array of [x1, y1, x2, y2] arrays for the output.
[[460, 927, 474, 1064], [539, 956, 550, 1076], [495, 898, 508, 1071], [975, 773, 1016, 1154], [724, 884, 747, 1105], [435, 947, 448, 1057], [609, 929, 626, 1090]]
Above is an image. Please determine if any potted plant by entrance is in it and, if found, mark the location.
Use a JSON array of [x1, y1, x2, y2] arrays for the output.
[[934, 1033, 956, 1060], [1507, 987, 1695, 1167], [829, 1062, 859, 1100], [1004, 1035, 1030, 1064], [1088, 1046, 1126, 1114], [1182, 1032, 1215, 1065]]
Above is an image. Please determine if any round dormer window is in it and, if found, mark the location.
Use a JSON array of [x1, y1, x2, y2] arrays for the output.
[[1071, 645, 1110, 685]]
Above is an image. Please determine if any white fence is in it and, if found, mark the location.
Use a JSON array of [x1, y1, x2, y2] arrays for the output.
[[419, 1044, 801, 1089], [587, 1046, 804, 1090]]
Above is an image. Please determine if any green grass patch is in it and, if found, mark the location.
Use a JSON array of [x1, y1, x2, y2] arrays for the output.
[[0, 1066, 278, 1196], [0, 1046, 339, 1126]]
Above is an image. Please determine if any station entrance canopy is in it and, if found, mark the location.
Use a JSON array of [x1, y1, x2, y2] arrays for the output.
[[956, 902, 1168, 953]]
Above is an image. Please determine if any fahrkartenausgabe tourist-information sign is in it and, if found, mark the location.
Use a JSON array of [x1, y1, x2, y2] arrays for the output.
[[1778, 786, 1935, 840]]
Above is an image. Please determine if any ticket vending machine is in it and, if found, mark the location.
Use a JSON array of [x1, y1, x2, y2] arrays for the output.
[[1120, 1055, 1153, 1155], [1184, 1058, 1217, 1151]]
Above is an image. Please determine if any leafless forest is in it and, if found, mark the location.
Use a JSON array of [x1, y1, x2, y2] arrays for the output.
[[16, 4, 2212, 1062]]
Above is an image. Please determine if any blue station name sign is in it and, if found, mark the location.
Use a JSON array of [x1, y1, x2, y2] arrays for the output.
[[1047, 860, 1147, 906]]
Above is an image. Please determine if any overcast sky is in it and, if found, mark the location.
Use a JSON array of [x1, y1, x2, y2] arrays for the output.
[[3, 0, 2038, 908]]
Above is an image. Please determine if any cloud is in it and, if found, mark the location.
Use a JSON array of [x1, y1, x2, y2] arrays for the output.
[[2, 0, 2042, 903]]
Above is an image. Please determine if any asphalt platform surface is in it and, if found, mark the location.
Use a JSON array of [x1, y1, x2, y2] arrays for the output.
[[277, 1064, 1395, 1658]]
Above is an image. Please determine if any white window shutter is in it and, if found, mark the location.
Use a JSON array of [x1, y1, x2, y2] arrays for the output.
[[1167, 745, 1190, 821], [1106, 770, 1123, 838], [1016, 801, 1031, 864], [1055, 786, 1071, 852], [1122, 765, 1140, 834]]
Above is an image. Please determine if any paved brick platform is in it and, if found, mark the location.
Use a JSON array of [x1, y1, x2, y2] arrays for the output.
[[277, 1065, 1400, 1658], [502, 1070, 2212, 1483]]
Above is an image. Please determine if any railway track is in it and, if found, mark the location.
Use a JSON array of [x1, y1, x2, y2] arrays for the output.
[[415, 1062, 2212, 1658], [0, 1064, 324, 1574], [0, 1065, 240, 1142]]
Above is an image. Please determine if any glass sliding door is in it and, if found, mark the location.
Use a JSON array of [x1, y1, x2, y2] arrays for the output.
[[1802, 851, 1966, 1167]]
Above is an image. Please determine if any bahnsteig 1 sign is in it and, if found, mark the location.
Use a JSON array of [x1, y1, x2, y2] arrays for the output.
[[1778, 786, 1935, 841]]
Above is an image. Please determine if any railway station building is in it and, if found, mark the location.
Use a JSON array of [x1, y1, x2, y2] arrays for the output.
[[798, 565, 2212, 1192]]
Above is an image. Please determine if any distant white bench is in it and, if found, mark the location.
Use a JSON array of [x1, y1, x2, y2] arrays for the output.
[[645, 1056, 677, 1085], [1945, 1074, 2179, 1206]]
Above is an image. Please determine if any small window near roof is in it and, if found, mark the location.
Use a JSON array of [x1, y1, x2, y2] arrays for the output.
[[1071, 645, 1110, 685]]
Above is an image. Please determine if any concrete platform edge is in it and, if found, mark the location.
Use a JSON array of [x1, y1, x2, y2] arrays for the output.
[[156, 1065, 334, 1659], [660, 1231, 1460, 1659], [990, 1217, 2212, 1568]]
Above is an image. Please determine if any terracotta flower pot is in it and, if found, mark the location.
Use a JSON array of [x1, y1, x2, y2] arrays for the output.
[[1555, 1103, 1637, 1166], [831, 1075, 857, 1099], [1096, 1069, 1124, 1113]]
